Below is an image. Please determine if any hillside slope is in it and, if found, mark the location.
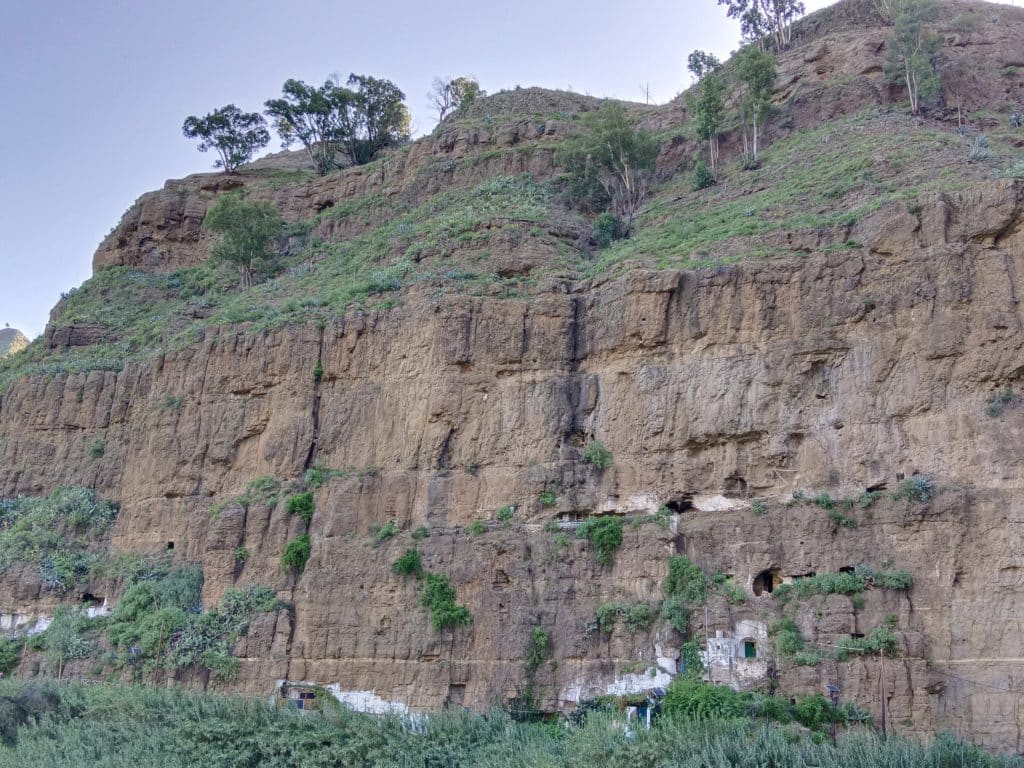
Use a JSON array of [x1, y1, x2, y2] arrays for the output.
[[1, 0, 1024, 751]]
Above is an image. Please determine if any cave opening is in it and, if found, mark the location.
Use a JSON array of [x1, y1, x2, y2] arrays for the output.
[[752, 568, 782, 596]]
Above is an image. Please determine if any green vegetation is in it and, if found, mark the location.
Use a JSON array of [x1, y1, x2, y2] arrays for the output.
[[576, 517, 624, 566], [496, 505, 515, 525], [986, 386, 1018, 417], [773, 564, 912, 604], [182, 105, 269, 173], [829, 509, 858, 528], [735, 47, 777, 163], [429, 76, 485, 121], [0, 487, 116, 592], [688, 56, 725, 176], [280, 534, 311, 574], [836, 621, 901, 661], [285, 492, 314, 525], [580, 440, 613, 470], [371, 520, 399, 546], [663, 555, 709, 604], [411, 526, 430, 541], [884, 0, 940, 114], [524, 625, 550, 675], [559, 103, 658, 228], [623, 603, 656, 633], [233, 547, 249, 564], [86, 437, 105, 459], [538, 490, 557, 506], [0, 680, 1015, 768], [660, 596, 690, 634], [467, 520, 487, 535], [663, 676, 869, 732], [419, 573, 472, 630], [203, 193, 285, 288], [892, 475, 934, 503], [392, 549, 423, 578], [264, 75, 410, 173]]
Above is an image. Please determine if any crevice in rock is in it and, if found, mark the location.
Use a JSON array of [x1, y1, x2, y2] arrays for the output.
[[303, 326, 326, 471]]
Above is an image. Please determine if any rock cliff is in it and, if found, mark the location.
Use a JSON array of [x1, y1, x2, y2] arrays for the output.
[[0, 329, 28, 358], [2, 0, 1024, 752]]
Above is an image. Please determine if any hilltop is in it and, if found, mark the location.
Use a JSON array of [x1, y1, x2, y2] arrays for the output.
[[0, 0, 1023, 756], [0, 328, 28, 358]]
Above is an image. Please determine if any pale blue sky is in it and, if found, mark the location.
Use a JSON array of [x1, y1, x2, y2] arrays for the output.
[[0, 0, 847, 337]]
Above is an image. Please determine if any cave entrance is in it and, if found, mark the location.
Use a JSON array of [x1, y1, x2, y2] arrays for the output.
[[752, 569, 782, 597], [662, 494, 694, 514], [80, 593, 102, 607]]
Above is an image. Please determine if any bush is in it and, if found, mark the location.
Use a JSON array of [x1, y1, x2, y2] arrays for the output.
[[392, 549, 423, 579], [836, 624, 900, 661], [968, 134, 990, 162], [281, 534, 311, 574], [623, 603, 655, 633], [592, 213, 623, 248], [87, 438, 105, 459], [496, 505, 514, 525], [419, 573, 472, 630], [525, 626, 549, 675], [660, 596, 689, 634], [663, 556, 708, 604], [580, 440, 613, 470], [467, 520, 487, 535], [662, 677, 750, 721], [829, 509, 857, 528], [773, 566, 913, 604], [893, 475, 934, 503], [595, 603, 621, 634], [286, 492, 314, 525], [986, 386, 1018, 416], [692, 158, 716, 190], [538, 490, 557, 506], [233, 547, 249, 564], [371, 520, 399, 546], [576, 517, 624, 566], [769, 618, 805, 657], [411, 526, 430, 541]]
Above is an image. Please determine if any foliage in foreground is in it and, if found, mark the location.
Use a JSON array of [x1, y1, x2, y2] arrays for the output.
[[0, 680, 1018, 768]]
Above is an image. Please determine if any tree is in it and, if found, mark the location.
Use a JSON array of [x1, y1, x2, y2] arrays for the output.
[[688, 53, 726, 177], [717, 0, 806, 51], [202, 193, 284, 288], [344, 74, 412, 164], [560, 103, 659, 231], [182, 105, 270, 174], [265, 75, 410, 174], [429, 76, 486, 121], [687, 50, 721, 82], [884, 0, 941, 115], [735, 47, 777, 163]]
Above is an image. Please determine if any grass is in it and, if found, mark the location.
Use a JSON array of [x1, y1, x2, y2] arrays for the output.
[[0, 680, 1014, 768]]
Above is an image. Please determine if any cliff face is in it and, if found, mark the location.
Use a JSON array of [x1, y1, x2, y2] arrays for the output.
[[2, 0, 1024, 752]]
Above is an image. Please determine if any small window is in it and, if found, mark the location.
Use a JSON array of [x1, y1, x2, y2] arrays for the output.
[[166, 541, 175, 551], [743, 640, 757, 659]]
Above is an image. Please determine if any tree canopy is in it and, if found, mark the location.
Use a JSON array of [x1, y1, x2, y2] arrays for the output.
[[264, 75, 410, 175], [735, 47, 777, 162], [202, 194, 284, 287], [717, 0, 806, 50], [884, 0, 941, 114], [182, 105, 270, 174], [429, 77, 486, 121]]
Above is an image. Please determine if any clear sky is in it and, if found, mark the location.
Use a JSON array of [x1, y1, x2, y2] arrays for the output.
[[0, 0, 846, 338]]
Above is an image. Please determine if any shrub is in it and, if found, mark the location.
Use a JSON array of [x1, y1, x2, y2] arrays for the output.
[[858, 491, 882, 508], [286, 492, 314, 525], [281, 534, 311, 574], [968, 134, 990, 162], [371, 520, 399, 546], [624, 603, 655, 633], [875, 569, 913, 590], [595, 603, 621, 634], [202, 193, 285, 288], [0, 637, 21, 675], [829, 509, 857, 528], [769, 618, 805, 657], [893, 475, 934, 503], [720, 582, 748, 604], [576, 517, 624, 566], [813, 493, 834, 511], [663, 556, 709, 604], [662, 676, 750, 721], [592, 213, 623, 248], [419, 573, 472, 630], [392, 549, 423, 579], [538, 490, 557, 506], [836, 625, 900, 661], [525, 626, 549, 674], [496, 505, 514, 525], [87, 438, 105, 459], [692, 158, 716, 190], [751, 499, 767, 515], [986, 386, 1018, 417], [411, 526, 430, 541], [233, 547, 249, 564], [660, 596, 689, 634], [581, 440, 613, 470], [467, 520, 487, 535]]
